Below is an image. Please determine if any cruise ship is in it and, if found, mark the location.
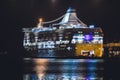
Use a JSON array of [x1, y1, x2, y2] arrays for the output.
[[23, 8, 103, 57]]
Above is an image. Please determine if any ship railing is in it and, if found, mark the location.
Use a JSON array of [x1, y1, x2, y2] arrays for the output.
[[22, 28, 33, 32]]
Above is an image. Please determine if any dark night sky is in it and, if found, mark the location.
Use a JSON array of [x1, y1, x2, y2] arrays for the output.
[[0, 0, 120, 53], [18, 0, 120, 41]]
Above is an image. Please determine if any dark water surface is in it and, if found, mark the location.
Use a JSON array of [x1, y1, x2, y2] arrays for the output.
[[23, 58, 120, 80], [23, 59, 104, 80]]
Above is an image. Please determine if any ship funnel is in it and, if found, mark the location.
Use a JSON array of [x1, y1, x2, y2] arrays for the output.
[[60, 8, 87, 27], [67, 8, 76, 13]]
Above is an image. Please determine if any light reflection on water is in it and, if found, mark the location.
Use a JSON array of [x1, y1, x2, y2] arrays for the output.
[[55, 59, 103, 80], [24, 59, 104, 80]]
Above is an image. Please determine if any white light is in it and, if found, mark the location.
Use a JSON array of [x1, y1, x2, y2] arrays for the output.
[[89, 25, 94, 28], [67, 47, 71, 51]]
